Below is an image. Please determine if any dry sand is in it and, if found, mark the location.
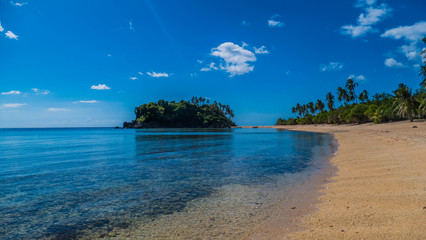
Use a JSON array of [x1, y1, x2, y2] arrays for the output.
[[245, 120, 426, 239]]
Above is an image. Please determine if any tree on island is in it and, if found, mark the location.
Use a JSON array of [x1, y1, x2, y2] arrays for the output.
[[123, 97, 236, 128]]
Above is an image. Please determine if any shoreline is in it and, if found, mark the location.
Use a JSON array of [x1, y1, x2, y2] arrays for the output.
[[244, 120, 426, 239]]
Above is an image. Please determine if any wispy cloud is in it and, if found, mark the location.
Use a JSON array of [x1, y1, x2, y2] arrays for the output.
[[241, 21, 250, 26], [384, 58, 405, 68], [210, 42, 256, 77], [32, 88, 50, 95], [341, 1, 391, 38], [129, 77, 137, 80], [0, 22, 4, 32], [75, 100, 99, 103], [1, 90, 21, 95], [381, 21, 426, 62], [2, 103, 26, 108], [5, 30, 18, 40], [320, 62, 344, 71], [147, 72, 169, 77], [138, 72, 143, 75], [91, 84, 111, 90], [47, 108, 68, 112], [254, 46, 269, 54], [200, 62, 218, 72], [10, 1, 27, 7], [349, 74, 367, 82], [129, 20, 134, 31]]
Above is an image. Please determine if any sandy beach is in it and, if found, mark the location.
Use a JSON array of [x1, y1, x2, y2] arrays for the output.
[[245, 120, 426, 239]]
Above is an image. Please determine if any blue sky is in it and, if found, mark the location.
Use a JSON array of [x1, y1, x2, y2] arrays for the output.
[[0, 0, 425, 127]]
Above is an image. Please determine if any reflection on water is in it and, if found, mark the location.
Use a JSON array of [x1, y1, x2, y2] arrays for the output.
[[0, 128, 334, 239]]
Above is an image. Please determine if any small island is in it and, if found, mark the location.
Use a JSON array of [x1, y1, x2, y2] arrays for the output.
[[123, 97, 236, 128]]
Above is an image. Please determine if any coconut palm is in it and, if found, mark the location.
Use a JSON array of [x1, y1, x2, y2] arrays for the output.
[[315, 99, 325, 112], [307, 102, 315, 115], [359, 90, 369, 103], [326, 92, 335, 111], [393, 84, 416, 122], [420, 38, 426, 89], [337, 87, 348, 105], [345, 78, 359, 103]]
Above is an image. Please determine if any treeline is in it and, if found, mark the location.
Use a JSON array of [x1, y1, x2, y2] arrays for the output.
[[276, 38, 426, 125], [123, 97, 236, 128]]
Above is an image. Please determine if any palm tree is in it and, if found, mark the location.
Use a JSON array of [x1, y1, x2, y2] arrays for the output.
[[326, 92, 335, 111], [420, 37, 426, 89], [393, 84, 416, 122], [315, 99, 325, 112], [307, 102, 315, 115], [359, 90, 369, 103], [337, 87, 348, 105], [345, 78, 359, 103]]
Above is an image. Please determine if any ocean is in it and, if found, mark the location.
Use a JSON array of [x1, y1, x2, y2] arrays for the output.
[[0, 128, 335, 239]]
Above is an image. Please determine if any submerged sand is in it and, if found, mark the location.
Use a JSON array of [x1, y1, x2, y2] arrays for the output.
[[248, 120, 426, 239]]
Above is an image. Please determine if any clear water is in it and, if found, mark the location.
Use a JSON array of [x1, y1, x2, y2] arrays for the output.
[[0, 128, 335, 239]]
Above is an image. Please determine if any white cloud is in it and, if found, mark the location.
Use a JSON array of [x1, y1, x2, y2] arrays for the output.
[[147, 72, 169, 77], [2, 103, 26, 108], [341, 2, 391, 38], [200, 62, 218, 72], [384, 58, 404, 68], [197, 59, 204, 64], [320, 62, 344, 71], [211, 42, 256, 77], [107, 54, 112, 57], [130, 77, 137, 80], [349, 74, 367, 82], [10, 1, 27, 6], [91, 84, 111, 90], [381, 21, 426, 42], [47, 108, 68, 112], [32, 88, 49, 95], [254, 46, 269, 54], [268, 20, 284, 28], [129, 20, 134, 31], [5, 30, 18, 40], [381, 21, 426, 62], [75, 100, 99, 103], [1, 90, 21, 95], [138, 72, 143, 75], [0, 22, 4, 32]]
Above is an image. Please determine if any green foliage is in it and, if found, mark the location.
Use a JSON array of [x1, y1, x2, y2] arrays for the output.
[[125, 97, 235, 128]]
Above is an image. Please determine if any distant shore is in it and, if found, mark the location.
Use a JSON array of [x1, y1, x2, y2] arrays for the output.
[[242, 120, 426, 239]]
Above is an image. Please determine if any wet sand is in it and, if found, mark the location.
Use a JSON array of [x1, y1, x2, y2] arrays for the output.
[[245, 120, 426, 239]]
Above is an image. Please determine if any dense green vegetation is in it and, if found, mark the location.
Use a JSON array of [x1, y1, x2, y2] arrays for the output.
[[123, 97, 236, 128], [276, 38, 426, 126]]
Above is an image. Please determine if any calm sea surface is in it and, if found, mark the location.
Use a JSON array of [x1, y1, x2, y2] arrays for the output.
[[0, 128, 335, 239]]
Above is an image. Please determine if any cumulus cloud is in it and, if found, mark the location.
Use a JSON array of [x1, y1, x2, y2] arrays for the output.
[[75, 100, 99, 103], [1, 90, 21, 95], [129, 77, 137, 80], [5, 30, 18, 40], [268, 15, 284, 28], [211, 42, 256, 77], [254, 46, 269, 54], [10, 1, 27, 6], [384, 58, 405, 68], [268, 20, 284, 28], [341, 1, 391, 38], [0, 22, 4, 32], [349, 74, 367, 82], [2, 103, 26, 108], [147, 72, 169, 77], [91, 84, 111, 90], [200, 62, 218, 72], [47, 108, 68, 112], [320, 62, 344, 71], [381, 21, 426, 62], [381, 21, 426, 42]]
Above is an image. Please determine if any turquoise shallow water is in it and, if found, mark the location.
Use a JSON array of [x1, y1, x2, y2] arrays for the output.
[[0, 128, 335, 239]]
